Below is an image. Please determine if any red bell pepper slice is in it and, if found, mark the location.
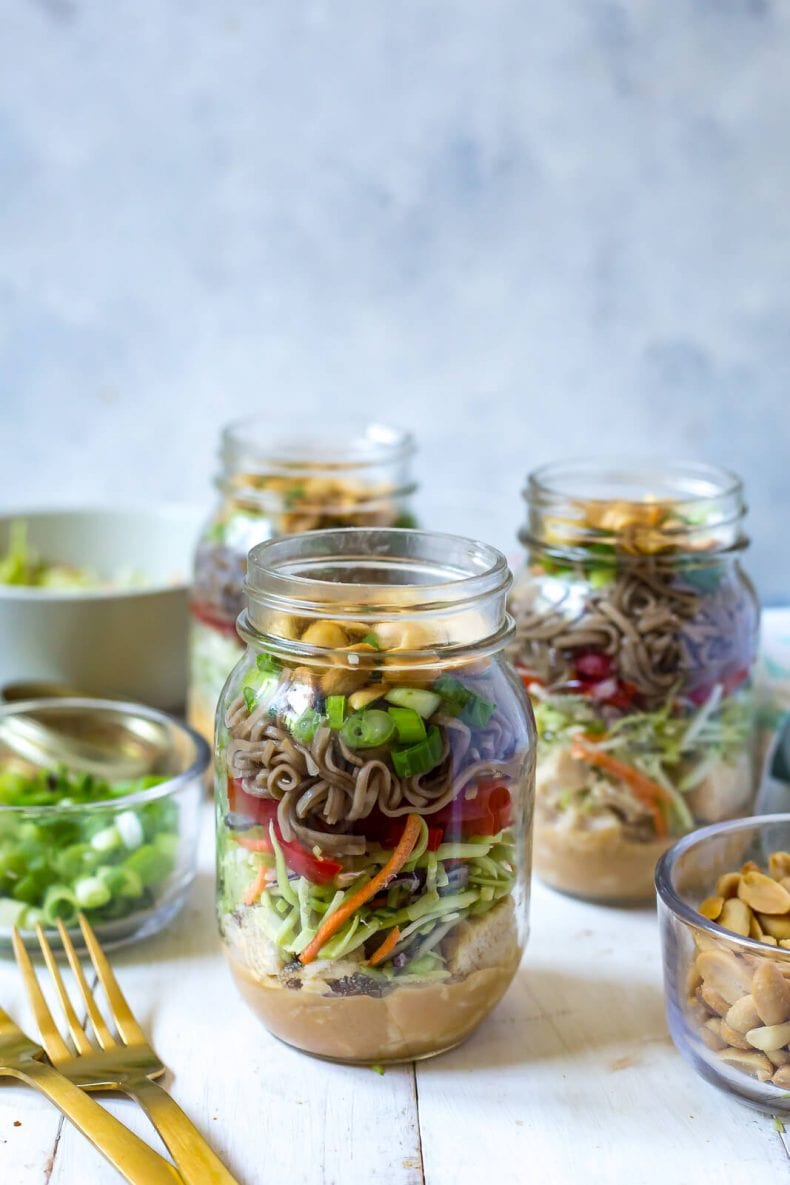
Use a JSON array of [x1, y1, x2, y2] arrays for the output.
[[227, 778, 342, 885]]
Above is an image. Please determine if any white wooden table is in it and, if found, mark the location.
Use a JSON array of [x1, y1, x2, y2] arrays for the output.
[[1, 805, 789, 1185]]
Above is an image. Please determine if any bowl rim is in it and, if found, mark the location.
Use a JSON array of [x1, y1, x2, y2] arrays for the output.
[[654, 812, 790, 959], [0, 504, 201, 601], [0, 697, 210, 814]]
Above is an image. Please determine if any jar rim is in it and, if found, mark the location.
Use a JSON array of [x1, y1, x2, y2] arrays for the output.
[[521, 457, 747, 555], [526, 457, 743, 506], [246, 527, 511, 614], [221, 417, 416, 476]]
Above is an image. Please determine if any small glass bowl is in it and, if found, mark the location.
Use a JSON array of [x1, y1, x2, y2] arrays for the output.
[[656, 814, 790, 1112], [0, 698, 209, 951]]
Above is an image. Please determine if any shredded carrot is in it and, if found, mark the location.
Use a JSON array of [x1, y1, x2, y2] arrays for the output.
[[243, 866, 268, 907], [571, 737, 669, 838], [368, 926, 402, 967], [234, 835, 273, 853], [298, 815, 422, 965]]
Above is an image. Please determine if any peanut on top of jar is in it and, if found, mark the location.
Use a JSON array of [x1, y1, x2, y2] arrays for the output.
[[525, 458, 747, 557]]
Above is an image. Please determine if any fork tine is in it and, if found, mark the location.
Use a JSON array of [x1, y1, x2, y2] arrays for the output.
[[35, 924, 93, 1056], [56, 919, 118, 1051], [78, 913, 146, 1046], [11, 927, 71, 1063]]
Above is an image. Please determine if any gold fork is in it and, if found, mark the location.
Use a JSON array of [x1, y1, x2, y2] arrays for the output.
[[0, 1002, 183, 1184], [13, 916, 241, 1185]]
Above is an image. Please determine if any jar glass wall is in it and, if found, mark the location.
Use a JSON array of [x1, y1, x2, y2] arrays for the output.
[[215, 528, 536, 1063], [188, 421, 417, 745], [509, 460, 760, 903]]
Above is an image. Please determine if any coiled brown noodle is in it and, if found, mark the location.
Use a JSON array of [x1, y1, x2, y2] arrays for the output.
[[224, 688, 523, 856], [511, 561, 703, 707]]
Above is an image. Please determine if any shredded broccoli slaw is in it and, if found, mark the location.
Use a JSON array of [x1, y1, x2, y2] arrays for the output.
[[219, 816, 516, 979], [532, 684, 754, 837]]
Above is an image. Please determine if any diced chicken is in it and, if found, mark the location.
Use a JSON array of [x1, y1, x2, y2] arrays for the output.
[[443, 898, 519, 978], [686, 753, 753, 823]]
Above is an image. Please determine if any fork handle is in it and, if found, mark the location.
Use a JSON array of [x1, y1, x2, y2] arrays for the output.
[[6, 1061, 184, 1185], [126, 1077, 242, 1185]]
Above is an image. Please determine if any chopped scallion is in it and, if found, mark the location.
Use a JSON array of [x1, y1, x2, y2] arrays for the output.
[[341, 710, 396, 750], [326, 696, 347, 730], [391, 725, 443, 778], [387, 706, 427, 744]]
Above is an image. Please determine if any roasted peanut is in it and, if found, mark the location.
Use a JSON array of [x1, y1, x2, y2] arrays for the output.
[[719, 898, 752, 937], [768, 851, 790, 881], [716, 1048, 773, 1081], [699, 896, 724, 921], [741, 861, 761, 876], [697, 983, 730, 1017], [766, 1048, 790, 1067], [745, 1022, 790, 1052], [715, 872, 741, 900], [772, 1064, 790, 1088], [696, 950, 754, 1004], [738, 871, 790, 915], [373, 621, 435, 650], [719, 1021, 753, 1050], [752, 960, 790, 1026], [348, 684, 390, 711], [699, 1018, 728, 1052], [725, 995, 761, 1035], [319, 643, 379, 695], [748, 913, 764, 941], [756, 913, 790, 941], [686, 962, 702, 1001], [301, 620, 350, 649]]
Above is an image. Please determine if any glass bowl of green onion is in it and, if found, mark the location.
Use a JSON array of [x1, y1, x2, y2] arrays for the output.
[[0, 698, 209, 950]]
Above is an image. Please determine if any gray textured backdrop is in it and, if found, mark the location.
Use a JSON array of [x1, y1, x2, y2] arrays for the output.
[[0, 2, 787, 597]]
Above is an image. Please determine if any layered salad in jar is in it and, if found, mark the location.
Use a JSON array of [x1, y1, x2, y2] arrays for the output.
[[189, 453, 416, 746], [216, 612, 534, 1063], [510, 484, 759, 902]]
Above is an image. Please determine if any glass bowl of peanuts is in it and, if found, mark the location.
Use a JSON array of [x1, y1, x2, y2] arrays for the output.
[[656, 814, 790, 1111]]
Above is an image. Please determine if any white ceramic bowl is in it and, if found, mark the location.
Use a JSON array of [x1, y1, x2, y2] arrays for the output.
[[0, 507, 202, 710]]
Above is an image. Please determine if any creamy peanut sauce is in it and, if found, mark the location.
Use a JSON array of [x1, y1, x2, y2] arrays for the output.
[[227, 954, 520, 1062], [533, 809, 671, 902]]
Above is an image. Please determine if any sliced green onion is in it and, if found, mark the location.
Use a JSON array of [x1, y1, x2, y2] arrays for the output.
[[361, 633, 381, 650], [391, 725, 443, 778], [115, 810, 144, 850], [243, 687, 257, 713], [460, 695, 495, 729], [98, 866, 144, 900], [0, 898, 27, 927], [256, 653, 281, 673], [340, 710, 396, 750], [385, 687, 441, 718], [90, 826, 121, 854], [432, 676, 471, 715], [42, 885, 78, 924], [387, 706, 427, 744], [74, 875, 112, 910], [124, 844, 173, 887], [433, 677, 495, 728], [326, 695, 347, 730], [291, 709, 322, 745]]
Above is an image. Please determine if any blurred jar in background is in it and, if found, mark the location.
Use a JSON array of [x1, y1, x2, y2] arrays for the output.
[[508, 460, 760, 903], [187, 419, 417, 746]]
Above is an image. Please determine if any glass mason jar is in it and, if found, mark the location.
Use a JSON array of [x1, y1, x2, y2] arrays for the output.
[[215, 528, 536, 1063], [508, 460, 760, 904], [188, 420, 417, 745]]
